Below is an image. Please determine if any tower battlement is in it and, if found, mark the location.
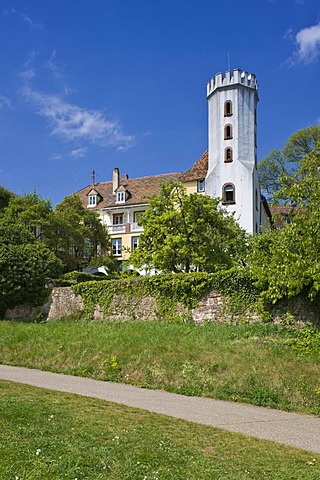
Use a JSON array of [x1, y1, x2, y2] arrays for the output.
[[207, 68, 258, 98]]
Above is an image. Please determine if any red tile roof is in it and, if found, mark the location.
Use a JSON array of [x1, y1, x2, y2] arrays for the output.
[[179, 151, 208, 181], [76, 172, 182, 210]]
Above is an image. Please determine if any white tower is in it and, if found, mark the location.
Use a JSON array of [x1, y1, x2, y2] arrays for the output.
[[205, 69, 260, 234]]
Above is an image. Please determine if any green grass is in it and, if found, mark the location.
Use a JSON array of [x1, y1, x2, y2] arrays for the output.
[[1, 380, 319, 479], [0, 319, 319, 415]]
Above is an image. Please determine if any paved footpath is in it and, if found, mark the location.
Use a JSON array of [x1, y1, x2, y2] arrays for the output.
[[1, 364, 320, 454]]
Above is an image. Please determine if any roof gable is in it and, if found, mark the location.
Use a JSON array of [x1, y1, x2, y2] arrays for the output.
[[180, 151, 208, 181]]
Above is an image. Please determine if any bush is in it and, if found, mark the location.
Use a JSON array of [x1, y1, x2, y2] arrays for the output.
[[0, 243, 62, 316], [73, 269, 262, 320]]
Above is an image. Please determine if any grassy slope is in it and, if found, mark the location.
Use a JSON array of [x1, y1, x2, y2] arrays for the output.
[[1, 381, 320, 480], [0, 319, 319, 415]]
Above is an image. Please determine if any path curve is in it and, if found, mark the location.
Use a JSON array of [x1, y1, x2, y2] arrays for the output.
[[1, 364, 319, 454]]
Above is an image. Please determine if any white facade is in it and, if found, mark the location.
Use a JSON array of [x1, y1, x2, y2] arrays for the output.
[[205, 69, 261, 234]]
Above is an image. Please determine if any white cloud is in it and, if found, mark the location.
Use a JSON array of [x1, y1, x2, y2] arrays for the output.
[[45, 50, 71, 95], [46, 50, 63, 80], [25, 50, 39, 67], [70, 147, 87, 159], [20, 69, 36, 80], [21, 87, 134, 149], [291, 23, 320, 64], [4, 8, 43, 29], [0, 94, 14, 110]]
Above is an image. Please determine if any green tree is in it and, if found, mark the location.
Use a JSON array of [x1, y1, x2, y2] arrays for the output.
[[258, 125, 320, 202], [0, 192, 113, 273], [0, 191, 52, 240], [0, 186, 14, 210], [0, 211, 62, 316], [130, 182, 247, 273], [0, 243, 62, 316], [249, 145, 320, 302], [52, 194, 111, 272]]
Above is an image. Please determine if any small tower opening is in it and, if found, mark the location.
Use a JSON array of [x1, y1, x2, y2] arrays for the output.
[[224, 124, 233, 140], [224, 147, 233, 163], [222, 183, 235, 204], [224, 100, 232, 116]]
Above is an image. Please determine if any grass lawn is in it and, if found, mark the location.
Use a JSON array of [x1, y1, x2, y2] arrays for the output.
[[1, 380, 320, 479], [0, 319, 319, 415]]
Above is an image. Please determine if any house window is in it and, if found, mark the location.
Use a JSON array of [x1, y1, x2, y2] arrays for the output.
[[134, 211, 145, 224], [113, 214, 124, 225], [131, 236, 140, 251], [224, 124, 233, 140], [116, 191, 125, 203], [88, 195, 97, 207], [224, 100, 232, 116], [112, 238, 122, 256], [222, 183, 235, 204], [197, 178, 205, 192], [224, 147, 233, 163]]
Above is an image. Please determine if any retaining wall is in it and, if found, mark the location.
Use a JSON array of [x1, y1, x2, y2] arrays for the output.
[[4, 286, 229, 323]]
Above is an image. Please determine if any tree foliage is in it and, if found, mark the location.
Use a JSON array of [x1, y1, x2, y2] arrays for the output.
[[250, 145, 320, 302], [0, 243, 62, 316], [0, 186, 14, 210], [130, 182, 247, 273], [0, 191, 113, 314], [0, 192, 112, 272], [51, 195, 111, 272], [258, 125, 320, 202]]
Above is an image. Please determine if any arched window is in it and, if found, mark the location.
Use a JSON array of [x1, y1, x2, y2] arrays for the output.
[[222, 183, 235, 204], [224, 100, 232, 116], [224, 147, 233, 163], [224, 124, 233, 140]]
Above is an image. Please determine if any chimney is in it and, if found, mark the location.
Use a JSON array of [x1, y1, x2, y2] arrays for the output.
[[121, 174, 129, 181], [112, 168, 119, 193]]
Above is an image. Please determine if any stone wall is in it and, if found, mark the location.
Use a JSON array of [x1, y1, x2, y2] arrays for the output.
[[4, 286, 228, 323]]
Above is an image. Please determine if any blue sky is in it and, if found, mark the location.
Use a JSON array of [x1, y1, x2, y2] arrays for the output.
[[0, 0, 319, 206]]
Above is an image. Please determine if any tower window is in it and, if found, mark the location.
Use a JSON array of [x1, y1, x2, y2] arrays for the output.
[[222, 184, 235, 204], [224, 124, 233, 140], [224, 147, 233, 163], [224, 101, 232, 116]]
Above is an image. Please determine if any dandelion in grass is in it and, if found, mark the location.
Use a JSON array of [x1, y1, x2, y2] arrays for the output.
[[36, 448, 41, 456]]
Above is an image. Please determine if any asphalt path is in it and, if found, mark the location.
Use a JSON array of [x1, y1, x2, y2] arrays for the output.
[[1, 364, 319, 454]]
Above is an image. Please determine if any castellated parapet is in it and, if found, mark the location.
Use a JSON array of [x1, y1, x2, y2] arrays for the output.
[[207, 68, 258, 98]]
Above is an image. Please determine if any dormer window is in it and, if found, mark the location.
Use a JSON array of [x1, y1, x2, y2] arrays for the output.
[[88, 194, 97, 207], [116, 191, 125, 203]]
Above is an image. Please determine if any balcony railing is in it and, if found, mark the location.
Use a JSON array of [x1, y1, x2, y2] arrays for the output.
[[108, 224, 126, 234], [131, 222, 144, 232], [108, 223, 144, 234]]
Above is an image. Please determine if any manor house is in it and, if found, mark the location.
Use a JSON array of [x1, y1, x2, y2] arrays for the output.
[[76, 68, 272, 263]]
